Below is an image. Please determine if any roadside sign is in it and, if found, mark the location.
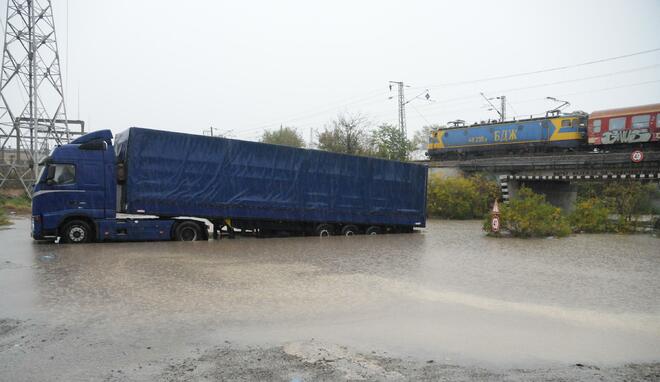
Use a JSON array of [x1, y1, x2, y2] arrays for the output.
[[631, 150, 644, 163], [491, 200, 500, 233], [491, 216, 500, 232]]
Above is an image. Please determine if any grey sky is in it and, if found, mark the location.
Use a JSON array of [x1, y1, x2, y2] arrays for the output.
[[9, 0, 660, 142]]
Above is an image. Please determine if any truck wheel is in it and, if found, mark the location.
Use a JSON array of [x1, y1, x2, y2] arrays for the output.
[[174, 221, 202, 241], [62, 220, 92, 244], [365, 226, 381, 235], [341, 225, 358, 236], [314, 224, 333, 237]]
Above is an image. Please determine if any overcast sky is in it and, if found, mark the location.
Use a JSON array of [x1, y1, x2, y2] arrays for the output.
[[5, 0, 660, 142]]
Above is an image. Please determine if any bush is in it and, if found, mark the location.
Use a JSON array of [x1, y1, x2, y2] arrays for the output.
[[569, 198, 612, 233], [602, 182, 658, 232], [574, 181, 660, 233], [427, 174, 500, 219], [484, 187, 571, 238]]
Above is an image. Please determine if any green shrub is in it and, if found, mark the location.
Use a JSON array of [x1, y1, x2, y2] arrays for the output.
[[427, 174, 500, 219], [484, 187, 570, 238], [569, 198, 612, 233]]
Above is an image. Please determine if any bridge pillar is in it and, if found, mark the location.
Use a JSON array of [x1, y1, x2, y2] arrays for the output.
[[504, 179, 577, 212]]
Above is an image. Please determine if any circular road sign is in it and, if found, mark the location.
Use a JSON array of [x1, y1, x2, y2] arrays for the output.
[[631, 150, 644, 163], [491, 216, 500, 232]]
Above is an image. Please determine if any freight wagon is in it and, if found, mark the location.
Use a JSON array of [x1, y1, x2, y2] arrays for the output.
[[31, 128, 427, 243]]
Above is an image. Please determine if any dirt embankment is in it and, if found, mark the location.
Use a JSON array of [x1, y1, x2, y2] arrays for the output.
[[156, 340, 660, 382], [1, 319, 659, 381]]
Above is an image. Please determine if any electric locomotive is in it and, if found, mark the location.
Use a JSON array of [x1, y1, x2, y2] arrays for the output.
[[427, 113, 587, 159]]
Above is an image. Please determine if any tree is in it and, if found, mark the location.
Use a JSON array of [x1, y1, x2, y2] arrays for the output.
[[370, 123, 414, 161], [411, 124, 444, 150], [261, 126, 305, 148], [317, 113, 371, 155]]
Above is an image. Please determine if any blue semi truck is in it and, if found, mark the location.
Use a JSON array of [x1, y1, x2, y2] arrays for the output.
[[31, 127, 427, 243]]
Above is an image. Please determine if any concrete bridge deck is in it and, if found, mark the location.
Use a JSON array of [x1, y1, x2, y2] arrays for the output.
[[420, 149, 660, 175]]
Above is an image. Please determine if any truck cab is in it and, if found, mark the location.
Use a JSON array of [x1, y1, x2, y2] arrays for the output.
[[32, 130, 200, 243], [31, 130, 116, 242]]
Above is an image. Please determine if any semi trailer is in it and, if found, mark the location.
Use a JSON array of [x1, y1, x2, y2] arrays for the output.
[[31, 127, 427, 243]]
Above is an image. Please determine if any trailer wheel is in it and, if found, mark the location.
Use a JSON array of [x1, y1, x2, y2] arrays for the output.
[[62, 220, 92, 244], [314, 224, 333, 237], [365, 226, 381, 235], [341, 225, 359, 236], [174, 221, 202, 241]]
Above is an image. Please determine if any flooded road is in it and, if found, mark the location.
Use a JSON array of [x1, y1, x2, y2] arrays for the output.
[[1, 217, 659, 381]]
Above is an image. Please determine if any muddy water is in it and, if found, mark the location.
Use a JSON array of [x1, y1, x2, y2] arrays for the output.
[[1, 218, 659, 370]]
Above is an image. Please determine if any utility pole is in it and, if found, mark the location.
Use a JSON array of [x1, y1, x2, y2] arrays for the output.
[[204, 126, 216, 137], [389, 81, 407, 137], [0, 0, 84, 195], [203, 126, 232, 138], [481, 93, 506, 122], [499, 95, 506, 122], [389, 81, 432, 137]]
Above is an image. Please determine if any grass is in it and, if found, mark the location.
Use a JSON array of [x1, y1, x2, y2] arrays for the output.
[[1, 193, 31, 214], [0, 193, 31, 225], [0, 210, 10, 226]]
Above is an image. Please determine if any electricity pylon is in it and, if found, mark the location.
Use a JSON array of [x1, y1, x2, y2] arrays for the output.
[[0, 0, 83, 195]]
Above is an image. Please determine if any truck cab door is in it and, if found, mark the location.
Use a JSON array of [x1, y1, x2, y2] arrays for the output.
[[37, 150, 106, 221]]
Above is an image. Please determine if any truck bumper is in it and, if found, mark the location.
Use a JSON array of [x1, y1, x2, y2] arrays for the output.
[[31, 215, 57, 240], [31, 215, 42, 239]]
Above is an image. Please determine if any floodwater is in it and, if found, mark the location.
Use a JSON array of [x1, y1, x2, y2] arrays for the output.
[[1, 217, 659, 380]]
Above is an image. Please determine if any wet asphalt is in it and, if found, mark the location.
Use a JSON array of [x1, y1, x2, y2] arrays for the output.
[[1, 217, 659, 381]]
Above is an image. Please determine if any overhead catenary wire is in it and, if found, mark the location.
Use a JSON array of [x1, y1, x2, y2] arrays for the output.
[[410, 104, 432, 126], [246, 62, 660, 135], [412, 47, 660, 90], [414, 63, 660, 113], [235, 48, 660, 139], [236, 88, 389, 135], [403, 79, 660, 123]]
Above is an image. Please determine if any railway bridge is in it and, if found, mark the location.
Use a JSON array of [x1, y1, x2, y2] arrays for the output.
[[421, 149, 660, 210]]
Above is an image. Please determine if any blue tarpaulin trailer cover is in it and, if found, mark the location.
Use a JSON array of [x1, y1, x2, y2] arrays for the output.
[[115, 127, 427, 227]]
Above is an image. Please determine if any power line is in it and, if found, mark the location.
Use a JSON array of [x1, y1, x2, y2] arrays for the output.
[[513, 79, 660, 106], [235, 88, 388, 135], [415, 63, 660, 113], [237, 49, 660, 139], [410, 104, 431, 126], [415, 47, 660, 90], [404, 78, 660, 123]]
